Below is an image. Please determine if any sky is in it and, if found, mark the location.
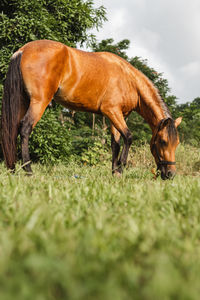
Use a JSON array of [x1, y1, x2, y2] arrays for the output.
[[92, 0, 200, 103]]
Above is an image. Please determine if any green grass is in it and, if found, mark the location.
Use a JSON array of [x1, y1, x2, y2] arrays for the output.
[[0, 144, 199, 300]]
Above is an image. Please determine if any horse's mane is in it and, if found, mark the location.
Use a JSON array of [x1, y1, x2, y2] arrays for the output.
[[157, 117, 178, 144], [165, 118, 178, 142], [144, 74, 172, 119], [159, 97, 172, 119], [130, 64, 172, 121]]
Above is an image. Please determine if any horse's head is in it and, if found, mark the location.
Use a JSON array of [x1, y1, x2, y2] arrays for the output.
[[150, 117, 182, 180]]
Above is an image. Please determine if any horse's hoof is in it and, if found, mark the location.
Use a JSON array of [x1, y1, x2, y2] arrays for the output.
[[113, 171, 122, 178], [26, 172, 33, 177]]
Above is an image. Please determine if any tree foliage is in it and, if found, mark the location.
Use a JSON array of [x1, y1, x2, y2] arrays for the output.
[[92, 38, 130, 60], [175, 98, 200, 146], [0, 0, 106, 85]]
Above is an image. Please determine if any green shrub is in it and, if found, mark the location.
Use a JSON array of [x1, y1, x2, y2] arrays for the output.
[[29, 108, 73, 164], [28, 108, 110, 166]]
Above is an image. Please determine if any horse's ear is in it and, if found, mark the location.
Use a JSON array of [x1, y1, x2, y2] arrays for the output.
[[174, 117, 182, 128]]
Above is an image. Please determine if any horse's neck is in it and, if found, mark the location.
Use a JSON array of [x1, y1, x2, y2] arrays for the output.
[[137, 98, 165, 131], [135, 79, 171, 131]]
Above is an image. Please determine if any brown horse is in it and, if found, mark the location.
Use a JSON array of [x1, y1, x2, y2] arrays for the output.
[[1, 40, 182, 179]]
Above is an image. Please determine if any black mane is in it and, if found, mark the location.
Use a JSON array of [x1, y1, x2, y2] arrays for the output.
[[164, 118, 178, 142]]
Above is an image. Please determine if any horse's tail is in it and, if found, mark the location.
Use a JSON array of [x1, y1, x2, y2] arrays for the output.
[[1, 52, 24, 170]]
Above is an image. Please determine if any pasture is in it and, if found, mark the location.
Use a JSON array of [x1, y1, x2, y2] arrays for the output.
[[0, 144, 199, 300]]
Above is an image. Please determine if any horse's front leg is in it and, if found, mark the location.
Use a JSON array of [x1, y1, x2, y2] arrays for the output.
[[118, 128, 133, 169], [103, 107, 132, 175], [111, 125, 121, 175]]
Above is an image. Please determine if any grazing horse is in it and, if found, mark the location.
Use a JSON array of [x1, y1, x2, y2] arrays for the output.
[[1, 40, 182, 179]]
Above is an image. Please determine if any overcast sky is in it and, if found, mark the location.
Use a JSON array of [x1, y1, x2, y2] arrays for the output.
[[92, 0, 200, 103]]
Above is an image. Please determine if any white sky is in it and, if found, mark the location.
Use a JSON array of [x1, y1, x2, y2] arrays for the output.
[[92, 0, 200, 103]]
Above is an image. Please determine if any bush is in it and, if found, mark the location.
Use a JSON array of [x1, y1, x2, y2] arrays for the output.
[[29, 107, 73, 164], [28, 107, 110, 166]]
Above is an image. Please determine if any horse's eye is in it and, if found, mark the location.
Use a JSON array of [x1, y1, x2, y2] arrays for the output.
[[160, 139, 167, 147]]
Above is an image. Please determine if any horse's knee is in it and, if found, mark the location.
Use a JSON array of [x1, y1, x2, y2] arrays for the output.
[[125, 129, 133, 146]]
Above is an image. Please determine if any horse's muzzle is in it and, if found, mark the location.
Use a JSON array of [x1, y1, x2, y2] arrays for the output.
[[160, 167, 176, 180]]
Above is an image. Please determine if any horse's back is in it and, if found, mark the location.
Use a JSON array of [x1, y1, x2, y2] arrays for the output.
[[58, 47, 139, 113]]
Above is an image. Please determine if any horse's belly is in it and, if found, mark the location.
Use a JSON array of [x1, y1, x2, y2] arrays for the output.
[[54, 88, 100, 113]]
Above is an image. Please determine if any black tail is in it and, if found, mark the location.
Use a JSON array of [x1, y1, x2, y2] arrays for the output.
[[1, 52, 24, 170]]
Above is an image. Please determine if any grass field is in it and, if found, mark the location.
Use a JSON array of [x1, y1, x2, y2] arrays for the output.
[[0, 144, 199, 300]]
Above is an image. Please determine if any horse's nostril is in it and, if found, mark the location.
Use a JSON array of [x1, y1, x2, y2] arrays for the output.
[[167, 170, 174, 179]]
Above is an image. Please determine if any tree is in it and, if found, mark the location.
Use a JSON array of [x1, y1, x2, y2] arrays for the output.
[[92, 38, 130, 60], [175, 98, 200, 146]]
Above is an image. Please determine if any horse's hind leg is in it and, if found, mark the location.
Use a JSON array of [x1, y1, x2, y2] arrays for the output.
[[19, 99, 51, 174], [111, 125, 121, 175], [20, 111, 33, 174]]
